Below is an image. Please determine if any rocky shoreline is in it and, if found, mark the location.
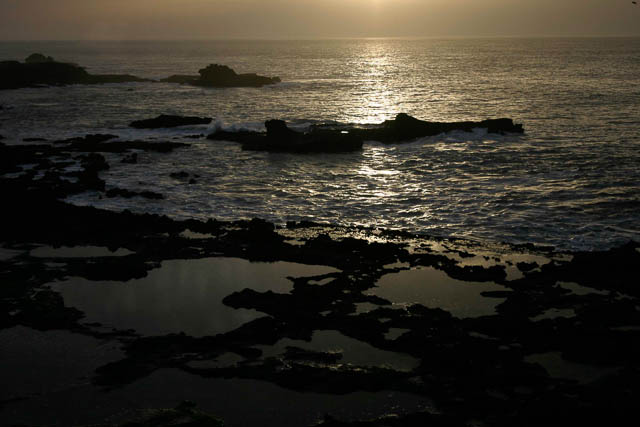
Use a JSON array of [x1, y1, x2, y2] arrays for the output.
[[1, 133, 638, 426]]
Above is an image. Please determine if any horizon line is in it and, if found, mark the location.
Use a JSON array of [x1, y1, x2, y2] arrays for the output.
[[2, 34, 640, 43]]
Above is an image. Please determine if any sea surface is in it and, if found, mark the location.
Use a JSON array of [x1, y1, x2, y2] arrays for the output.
[[1, 38, 639, 251]]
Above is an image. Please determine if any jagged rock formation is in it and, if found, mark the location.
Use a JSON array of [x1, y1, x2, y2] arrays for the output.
[[24, 53, 55, 64], [350, 112, 524, 141], [209, 119, 363, 153], [162, 64, 280, 88], [208, 113, 524, 152]]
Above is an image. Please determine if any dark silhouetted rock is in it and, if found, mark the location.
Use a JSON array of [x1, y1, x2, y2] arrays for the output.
[[25, 53, 55, 64], [121, 153, 138, 164], [190, 64, 280, 88], [210, 119, 363, 153], [0, 54, 151, 90], [170, 171, 190, 179], [0, 59, 91, 89], [170, 171, 199, 185], [209, 113, 524, 150], [130, 115, 213, 129], [265, 119, 298, 142], [160, 75, 199, 84], [349, 113, 524, 142]]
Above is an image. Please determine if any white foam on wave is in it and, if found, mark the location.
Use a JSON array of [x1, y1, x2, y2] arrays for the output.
[[211, 119, 266, 133]]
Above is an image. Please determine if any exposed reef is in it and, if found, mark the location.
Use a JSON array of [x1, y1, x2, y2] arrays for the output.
[[1, 130, 638, 426], [0, 135, 188, 201], [0, 54, 151, 90], [162, 64, 281, 88], [211, 119, 363, 153], [130, 115, 213, 129], [208, 113, 524, 151], [354, 112, 524, 140]]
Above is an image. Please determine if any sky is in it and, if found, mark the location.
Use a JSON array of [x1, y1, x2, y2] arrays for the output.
[[0, 0, 639, 40]]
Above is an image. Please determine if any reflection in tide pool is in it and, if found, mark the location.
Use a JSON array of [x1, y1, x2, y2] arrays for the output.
[[52, 257, 339, 337], [259, 330, 420, 372], [371, 267, 508, 318], [525, 352, 618, 384]]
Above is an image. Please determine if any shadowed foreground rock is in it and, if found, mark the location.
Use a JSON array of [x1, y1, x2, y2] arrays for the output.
[[116, 401, 223, 427], [130, 115, 213, 129], [0, 54, 151, 90], [1, 131, 639, 427], [162, 64, 280, 88]]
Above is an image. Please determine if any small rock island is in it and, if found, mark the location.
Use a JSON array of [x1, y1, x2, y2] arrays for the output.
[[208, 113, 524, 153], [162, 64, 281, 88], [0, 53, 151, 90], [209, 119, 364, 153]]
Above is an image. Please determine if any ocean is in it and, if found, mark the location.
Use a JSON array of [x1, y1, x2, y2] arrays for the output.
[[1, 38, 639, 250]]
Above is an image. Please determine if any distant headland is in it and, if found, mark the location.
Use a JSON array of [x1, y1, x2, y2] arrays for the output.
[[0, 53, 151, 89], [0, 54, 281, 90]]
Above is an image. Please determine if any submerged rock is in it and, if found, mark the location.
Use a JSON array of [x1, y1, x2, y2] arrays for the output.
[[105, 188, 164, 200], [129, 114, 213, 129], [121, 153, 138, 164], [164, 64, 281, 88], [0, 54, 151, 90], [210, 119, 363, 153]]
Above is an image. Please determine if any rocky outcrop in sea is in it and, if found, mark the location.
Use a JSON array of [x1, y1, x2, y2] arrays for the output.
[[208, 113, 524, 152], [0, 54, 151, 90], [162, 64, 281, 88]]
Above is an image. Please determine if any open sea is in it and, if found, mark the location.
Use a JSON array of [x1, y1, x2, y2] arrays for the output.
[[1, 38, 639, 251]]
